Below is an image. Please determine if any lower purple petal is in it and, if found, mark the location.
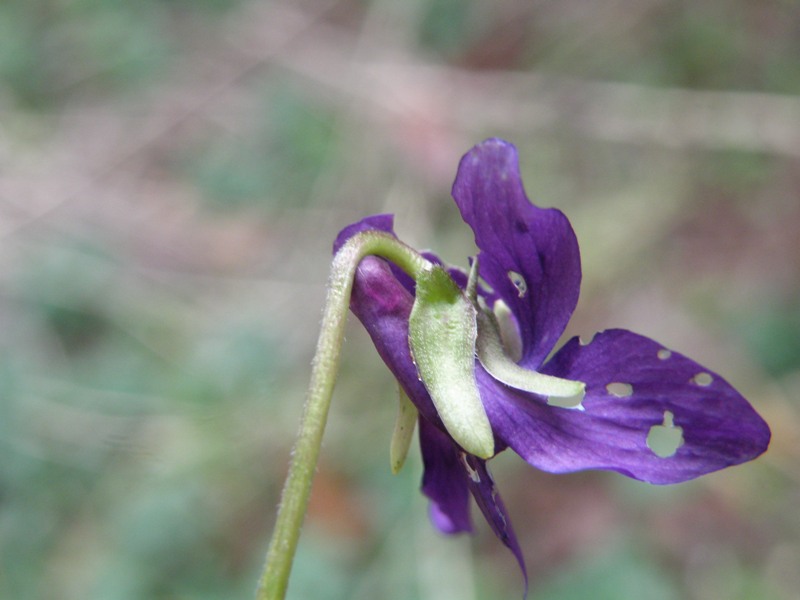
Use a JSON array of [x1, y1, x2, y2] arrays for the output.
[[461, 454, 528, 595], [482, 329, 770, 484], [419, 417, 473, 534]]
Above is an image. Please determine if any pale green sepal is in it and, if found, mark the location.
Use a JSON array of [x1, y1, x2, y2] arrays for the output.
[[390, 384, 418, 474], [408, 265, 495, 459], [476, 311, 586, 402]]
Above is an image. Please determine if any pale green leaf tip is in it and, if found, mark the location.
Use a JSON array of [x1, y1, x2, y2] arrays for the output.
[[461, 427, 495, 459], [436, 394, 495, 460]]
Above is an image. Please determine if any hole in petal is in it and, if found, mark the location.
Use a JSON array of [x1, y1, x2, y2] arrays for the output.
[[606, 382, 633, 397], [647, 411, 683, 458], [657, 349, 672, 360], [692, 372, 713, 386], [507, 271, 527, 298]]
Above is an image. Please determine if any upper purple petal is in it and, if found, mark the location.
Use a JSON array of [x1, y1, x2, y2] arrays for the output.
[[347, 254, 443, 429], [333, 213, 395, 254], [481, 329, 770, 484], [451, 139, 582, 368]]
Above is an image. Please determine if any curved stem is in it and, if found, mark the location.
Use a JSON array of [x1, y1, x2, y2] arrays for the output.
[[256, 231, 430, 600]]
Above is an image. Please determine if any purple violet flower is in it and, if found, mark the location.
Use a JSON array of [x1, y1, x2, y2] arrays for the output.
[[333, 138, 770, 592]]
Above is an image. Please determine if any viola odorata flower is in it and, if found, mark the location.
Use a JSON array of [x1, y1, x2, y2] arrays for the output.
[[332, 138, 770, 593]]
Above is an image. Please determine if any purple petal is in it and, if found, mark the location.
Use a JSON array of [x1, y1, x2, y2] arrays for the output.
[[347, 255, 442, 426], [451, 139, 582, 368], [482, 329, 770, 484], [461, 453, 528, 594], [419, 417, 473, 534], [333, 213, 395, 254]]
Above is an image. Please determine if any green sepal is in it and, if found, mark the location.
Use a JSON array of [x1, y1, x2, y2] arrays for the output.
[[476, 310, 586, 403], [390, 383, 418, 474], [408, 265, 495, 459]]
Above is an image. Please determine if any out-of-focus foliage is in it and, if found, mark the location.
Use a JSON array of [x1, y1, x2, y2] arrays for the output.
[[1, 1, 798, 599], [184, 84, 339, 211]]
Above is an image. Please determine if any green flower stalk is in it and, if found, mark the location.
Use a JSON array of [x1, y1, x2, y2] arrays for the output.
[[256, 231, 429, 600]]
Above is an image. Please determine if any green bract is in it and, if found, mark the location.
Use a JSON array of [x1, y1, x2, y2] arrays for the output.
[[476, 310, 586, 403], [408, 265, 495, 459]]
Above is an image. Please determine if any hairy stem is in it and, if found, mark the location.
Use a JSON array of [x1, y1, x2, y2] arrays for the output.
[[256, 231, 430, 600]]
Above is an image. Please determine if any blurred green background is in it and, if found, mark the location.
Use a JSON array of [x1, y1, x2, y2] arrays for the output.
[[1, 1, 798, 598]]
